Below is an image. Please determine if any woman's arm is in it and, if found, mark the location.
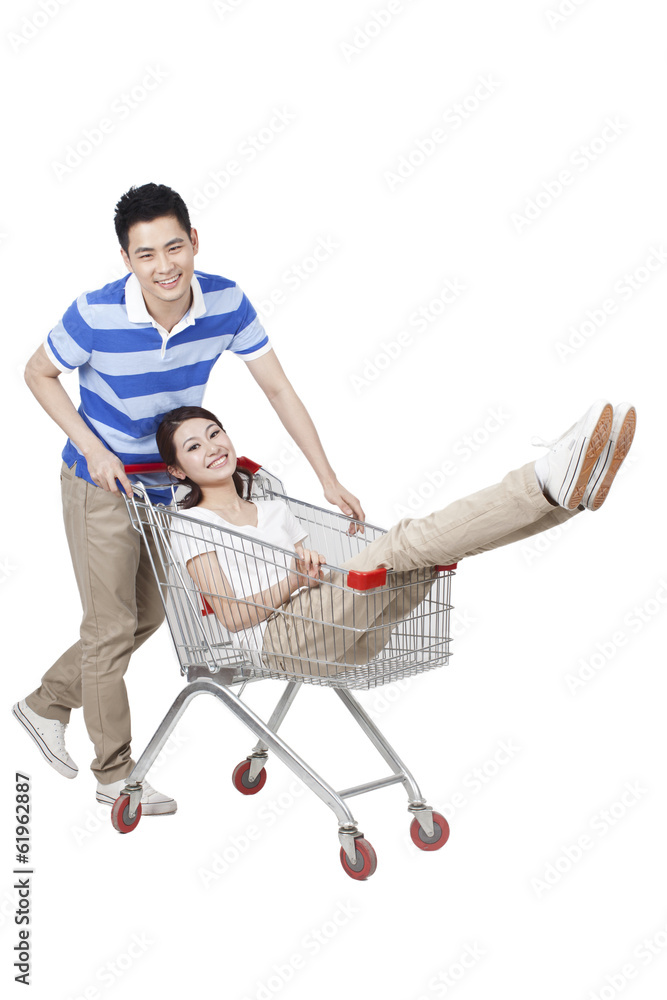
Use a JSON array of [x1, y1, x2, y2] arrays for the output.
[[185, 545, 325, 633]]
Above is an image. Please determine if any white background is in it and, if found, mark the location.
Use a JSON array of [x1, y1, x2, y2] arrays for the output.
[[2, 1, 666, 998]]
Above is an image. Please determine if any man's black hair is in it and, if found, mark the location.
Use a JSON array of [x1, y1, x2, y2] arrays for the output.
[[114, 183, 192, 253]]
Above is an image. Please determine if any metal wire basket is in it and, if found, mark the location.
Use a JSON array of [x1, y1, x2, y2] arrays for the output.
[[125, 465, 455, 690]]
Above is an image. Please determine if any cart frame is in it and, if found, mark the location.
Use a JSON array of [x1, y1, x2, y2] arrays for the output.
[[111, 460, 455, 879]]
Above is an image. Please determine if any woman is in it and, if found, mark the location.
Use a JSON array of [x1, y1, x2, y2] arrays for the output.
[[156, 401, 635, 677]]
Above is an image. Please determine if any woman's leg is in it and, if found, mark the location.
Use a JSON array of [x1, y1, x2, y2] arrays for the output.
[[345, 462, 579, 574], [262, 462, 576, 676], [262, 399, 632, 675], [262, 566, 437, 677]]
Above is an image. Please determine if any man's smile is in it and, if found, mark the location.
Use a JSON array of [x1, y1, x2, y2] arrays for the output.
[[156, 274, 181, 288]]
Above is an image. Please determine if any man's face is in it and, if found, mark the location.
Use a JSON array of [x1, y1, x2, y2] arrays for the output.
[[121, 215, 199, 314]]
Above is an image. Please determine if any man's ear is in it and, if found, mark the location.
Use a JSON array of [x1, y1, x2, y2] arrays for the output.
[[120, 247, 133, 272]]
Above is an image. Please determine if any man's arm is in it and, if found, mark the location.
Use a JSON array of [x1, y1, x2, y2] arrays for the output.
[[244, 349, 365, 522], [24, 344, 134, 496]]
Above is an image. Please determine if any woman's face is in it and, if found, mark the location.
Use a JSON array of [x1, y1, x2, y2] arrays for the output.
[[168, 418, 237, 487]]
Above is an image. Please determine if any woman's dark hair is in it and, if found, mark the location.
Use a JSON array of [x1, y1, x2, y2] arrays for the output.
[[156, 406, 254, 510], [114, 183, 192, 253]]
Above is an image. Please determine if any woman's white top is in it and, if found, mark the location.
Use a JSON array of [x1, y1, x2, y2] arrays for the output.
[[170, 500, 307, 653]]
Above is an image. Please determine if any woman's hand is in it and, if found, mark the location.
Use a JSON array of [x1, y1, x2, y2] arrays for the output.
[[290, 548, 326, 590]]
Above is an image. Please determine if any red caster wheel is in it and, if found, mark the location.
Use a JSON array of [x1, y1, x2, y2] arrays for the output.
[[339, 838, 377, 880], [410, 811, 450, 851], [232, 759, 267, 795], [111, 793, 142, 834]]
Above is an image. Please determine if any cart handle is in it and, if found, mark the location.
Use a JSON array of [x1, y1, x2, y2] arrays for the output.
[[123, 460, 457, 599], [200, 561, 458, 613], [346, 564, 457, 591], [123, 456, 262, 474]]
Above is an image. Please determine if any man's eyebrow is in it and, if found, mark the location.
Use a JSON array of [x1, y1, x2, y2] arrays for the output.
[[133, 237, 186, 254]]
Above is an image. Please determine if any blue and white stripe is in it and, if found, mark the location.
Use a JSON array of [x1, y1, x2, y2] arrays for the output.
[[45, 270, 270, 497]]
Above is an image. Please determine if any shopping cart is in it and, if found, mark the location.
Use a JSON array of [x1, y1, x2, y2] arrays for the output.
[[111, 459, 456, 879]]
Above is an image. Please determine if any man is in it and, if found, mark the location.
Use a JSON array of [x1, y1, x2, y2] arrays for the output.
[[13, 182, 364, 815]]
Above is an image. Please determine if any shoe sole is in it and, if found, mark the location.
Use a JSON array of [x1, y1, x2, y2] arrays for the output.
[[586, 406, 636, 510], [96, 793, 177, 816], [563, 403, 613, 509], [12, 703, 78, 779]]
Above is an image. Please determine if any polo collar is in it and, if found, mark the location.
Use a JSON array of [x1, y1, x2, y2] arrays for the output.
[[124, 272, 206, 328]]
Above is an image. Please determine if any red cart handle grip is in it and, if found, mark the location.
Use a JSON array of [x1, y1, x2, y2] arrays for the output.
[[346, 568, 387, 590], [346, 563, 457, 590], [124, 462, 167, 474], [123, 456, 261, 475]]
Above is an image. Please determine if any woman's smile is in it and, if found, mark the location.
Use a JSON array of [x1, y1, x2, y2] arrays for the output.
[[168, 417, 238, 489]]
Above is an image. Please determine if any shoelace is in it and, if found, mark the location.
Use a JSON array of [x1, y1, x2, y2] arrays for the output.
[[531, 421, 576, 451], [36, 718, 68, 752], [531, 435, 555, 449]]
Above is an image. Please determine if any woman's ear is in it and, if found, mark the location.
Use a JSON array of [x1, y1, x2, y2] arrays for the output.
[[168, 465, 186, 481]]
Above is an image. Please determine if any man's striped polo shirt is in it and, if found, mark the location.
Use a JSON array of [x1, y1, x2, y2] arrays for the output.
[[44, 269, 270, 497]]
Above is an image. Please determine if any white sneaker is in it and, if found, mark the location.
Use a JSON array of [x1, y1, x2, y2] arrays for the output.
[[96, 778, 177, 816], [12, 699, 78, 779], [581, 403, 636, 510], [534, 400, 613, 509]]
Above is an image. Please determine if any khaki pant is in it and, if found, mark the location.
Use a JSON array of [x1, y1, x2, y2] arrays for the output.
[[26, 463, 165, 782], [263, 462, 579, 676]]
